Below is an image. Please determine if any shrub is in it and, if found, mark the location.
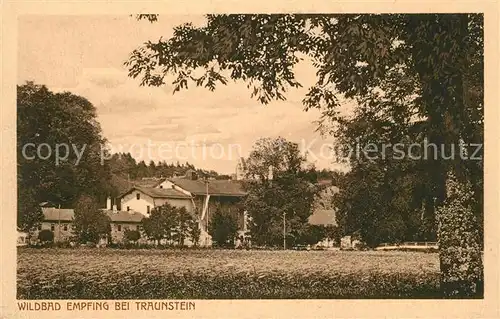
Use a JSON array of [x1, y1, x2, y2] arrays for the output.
[[436, 173, 483, 297], [73, 195, 111, 244], [124, 230, 141, 244], [38, 230, 54, 244], [208, 207, 238, 248]]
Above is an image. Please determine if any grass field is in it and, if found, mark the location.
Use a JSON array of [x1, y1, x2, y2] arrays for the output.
[[17, 248, 441, 299]]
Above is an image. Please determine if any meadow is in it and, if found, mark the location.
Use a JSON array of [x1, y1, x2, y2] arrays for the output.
[[17, 248, 441, 299]]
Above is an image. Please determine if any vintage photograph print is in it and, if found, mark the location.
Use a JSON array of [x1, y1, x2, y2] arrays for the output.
[[17, 14, 484, 301]]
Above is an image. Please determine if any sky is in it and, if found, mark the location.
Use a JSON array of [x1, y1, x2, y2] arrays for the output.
[[18, 15, 348, 174]]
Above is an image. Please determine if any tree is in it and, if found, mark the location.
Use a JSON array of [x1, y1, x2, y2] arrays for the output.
[[188, 219, 201, 247], [135, 161, 149, 180], [17, 82, 113, 208], [330, 89, 441, 246], [208, 206, 239, 248], [141, 210, 165, 245], [126, 14, 483, 297], [297, 225, 325, 246], [324, 225, 341, 246], [38, 229, 54, 244], [142, 205, 170, 245], [108, 152, 138, 183], [436, 172, 483, 297], [124, 229, 141, 245], [176, 207, 194, 246], [333, 158, 430, 247], [240, 137, 319, 247], [142, 203, 192, 246], [73, 195, 111, 244]]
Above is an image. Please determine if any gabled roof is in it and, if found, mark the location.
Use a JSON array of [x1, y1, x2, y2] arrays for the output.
[[103, 210, 144, 223], [41, 207, 74, 221], [209, 180, 247, 196], [308, 209, 337, 226], [41, 207, 144, 223], [132, 178, 164, 188], [168, 178, 247, 196], [119, 185, 192, 199], [39, 201, 56, 207]]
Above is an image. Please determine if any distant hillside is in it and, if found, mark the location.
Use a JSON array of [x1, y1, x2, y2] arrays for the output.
[[107, 153, 234, 197], [108, 152, 231, 179], [109, 174, 132, 197], [107, 152, 345, 200]]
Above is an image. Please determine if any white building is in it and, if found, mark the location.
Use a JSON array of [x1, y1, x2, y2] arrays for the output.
[[117, 170, 248, 247], [119, 186, 194, 216]]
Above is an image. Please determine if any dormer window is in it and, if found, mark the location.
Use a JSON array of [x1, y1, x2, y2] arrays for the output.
[[136, 193, 140, 200]]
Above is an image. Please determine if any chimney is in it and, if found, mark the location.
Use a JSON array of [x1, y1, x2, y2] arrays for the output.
[[106, 197, 112, 210], [186, 169, 198, 180]]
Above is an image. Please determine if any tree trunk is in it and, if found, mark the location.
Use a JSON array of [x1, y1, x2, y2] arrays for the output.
[[407, 14, 484, 297]]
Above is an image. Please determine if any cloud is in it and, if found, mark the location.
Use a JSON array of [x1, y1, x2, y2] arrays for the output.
[[53, 66, 333, 173], [86, 68, 128, 88], [38, 56, 338, 174], [100, 94, 157, 114]]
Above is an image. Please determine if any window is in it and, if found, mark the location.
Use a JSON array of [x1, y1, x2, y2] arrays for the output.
[[136, 193, 140, 200], [147, 205, 150, 214], [127, 206, 130, 211], [117, 225, 122, 232], [50, 224, 55, 231], [63, 224, 68, 231], [124, 225, 129, 231], [159, 185, 163, 188]]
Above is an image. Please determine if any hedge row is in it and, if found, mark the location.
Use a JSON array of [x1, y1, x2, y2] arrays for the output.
[[18, 271, 440, 299]]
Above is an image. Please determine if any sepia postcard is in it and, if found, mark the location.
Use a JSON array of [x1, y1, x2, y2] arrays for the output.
[[1, 1, 499, 318]]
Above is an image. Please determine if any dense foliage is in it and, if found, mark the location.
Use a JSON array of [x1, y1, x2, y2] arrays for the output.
[[300, 224, 340, 246], [17, 187, 44, 235], [17, 82, 113, 231], [436, 173, 483, 297], [17, 248, 442, 299], [208, 206, 239, 248], [109, 153, 232, 181], [73, 195, 111, 244], [240, 137, 320, 247], [142, 203, 198, 246], [37, 230, 54, 244], [124, 229, 141, 244]]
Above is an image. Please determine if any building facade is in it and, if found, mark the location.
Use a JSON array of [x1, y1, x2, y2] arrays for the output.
[[31, 207, 145, 245], [115, 170, 249, 247], [36, 207, 75, 242], [155, 171, 248, 246], [119, 186, 194, 216]]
